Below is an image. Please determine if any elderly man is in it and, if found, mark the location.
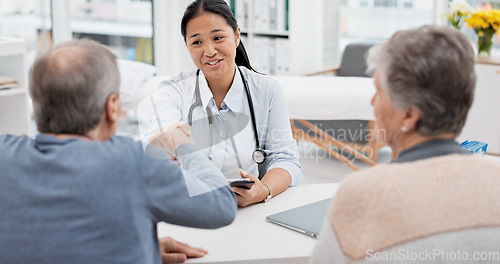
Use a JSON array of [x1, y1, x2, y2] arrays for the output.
[[0, 39, 236, 264]]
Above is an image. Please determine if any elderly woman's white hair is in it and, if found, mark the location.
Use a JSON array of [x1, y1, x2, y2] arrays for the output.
[[366, 25, 476, 136]]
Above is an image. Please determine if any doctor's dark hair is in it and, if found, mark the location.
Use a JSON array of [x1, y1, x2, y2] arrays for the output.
[[30, 39, 120, 135], [181, 0, 257, 72]]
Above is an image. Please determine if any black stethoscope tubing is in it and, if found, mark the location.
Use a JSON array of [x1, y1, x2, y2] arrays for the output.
[[189, 67, 266, 164]]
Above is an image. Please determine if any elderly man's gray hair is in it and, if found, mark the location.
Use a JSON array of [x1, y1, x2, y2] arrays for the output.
[[366, 25, 476, 136], [30, 39, 120, 135]]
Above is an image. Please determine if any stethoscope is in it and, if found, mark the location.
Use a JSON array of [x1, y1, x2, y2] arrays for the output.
[[188, 67, 266, 164]]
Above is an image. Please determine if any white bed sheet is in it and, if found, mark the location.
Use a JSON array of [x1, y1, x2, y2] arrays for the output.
[[272, 75, 376, 121]]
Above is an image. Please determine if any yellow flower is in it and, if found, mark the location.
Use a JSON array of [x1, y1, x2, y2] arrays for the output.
[[466, 9, 500, 33]]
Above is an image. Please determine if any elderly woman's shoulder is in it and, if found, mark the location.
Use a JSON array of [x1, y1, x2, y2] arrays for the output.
[[329, 154, 500, 261], [336, 154, 500, 198]]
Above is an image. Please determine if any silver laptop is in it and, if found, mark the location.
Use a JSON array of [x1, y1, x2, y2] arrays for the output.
[[266, 198, 332, 238]]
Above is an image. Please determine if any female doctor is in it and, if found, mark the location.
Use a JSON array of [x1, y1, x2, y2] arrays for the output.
[[148, 0, 302, 207]]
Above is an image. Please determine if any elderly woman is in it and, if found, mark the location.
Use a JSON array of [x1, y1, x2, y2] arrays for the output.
[[309, 26, 500, 263]]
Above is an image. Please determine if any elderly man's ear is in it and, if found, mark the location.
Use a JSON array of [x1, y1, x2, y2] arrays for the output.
[[105, 93, 122, 127]]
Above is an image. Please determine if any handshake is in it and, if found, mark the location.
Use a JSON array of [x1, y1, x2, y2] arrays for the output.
[[148, 121, 196, 159]]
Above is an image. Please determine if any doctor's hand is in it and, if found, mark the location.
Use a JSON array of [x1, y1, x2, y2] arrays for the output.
[[163, 121, 196, 158], [159, 236, 208, 263], [231, 169, 270, 207], [148, 122, 196, 159]]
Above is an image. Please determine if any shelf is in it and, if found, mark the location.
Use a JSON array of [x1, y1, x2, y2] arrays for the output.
[[476, 56, 500, 66], [241, 30, 289, 37], [0, 36, 24, 44], [0, 36, 25, 57], [0, 36, 31, 136], [0, 88, 26, 97], [253, 31, 289, 37], [71, 19, 153, 38]]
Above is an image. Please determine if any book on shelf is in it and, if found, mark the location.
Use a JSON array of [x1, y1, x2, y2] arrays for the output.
[[0, 76, 19, 90], [275, 38, 290, 75], [234, 0, 249, 29], [247, 37, 290, 75], [233, 0, 289, 33]]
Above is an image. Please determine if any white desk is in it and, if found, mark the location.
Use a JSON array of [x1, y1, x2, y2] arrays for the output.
[[157, 183, 339, 264]]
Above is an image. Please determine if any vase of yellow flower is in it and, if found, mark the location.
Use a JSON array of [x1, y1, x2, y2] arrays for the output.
[[477, 29, 495, 57], [466, 9, 500, 57]]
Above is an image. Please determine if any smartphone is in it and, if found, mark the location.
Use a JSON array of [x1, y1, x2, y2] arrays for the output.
[[228, 178, 255, 189]]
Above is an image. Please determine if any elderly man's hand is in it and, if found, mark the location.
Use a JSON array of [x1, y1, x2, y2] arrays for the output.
[[159, 236, 207, 263], [163, 121, 196, 157], [148, 122, 196, 159]]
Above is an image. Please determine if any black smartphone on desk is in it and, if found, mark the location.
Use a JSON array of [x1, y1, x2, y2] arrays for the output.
[[228, 178, 255, 189]]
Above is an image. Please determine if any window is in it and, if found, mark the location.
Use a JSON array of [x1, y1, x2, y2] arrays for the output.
[[339, 0, 432, 58], [0, 0, 52, 66], [70, 0, 154, 64]]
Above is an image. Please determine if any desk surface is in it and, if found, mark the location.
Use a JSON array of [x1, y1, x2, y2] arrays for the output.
[[157, 183, 339, 264]]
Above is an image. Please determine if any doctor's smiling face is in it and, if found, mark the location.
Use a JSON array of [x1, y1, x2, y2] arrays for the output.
[[185, 13, 240, 83]]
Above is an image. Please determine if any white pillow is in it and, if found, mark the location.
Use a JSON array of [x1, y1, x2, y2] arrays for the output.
[[117, 59, 157, 111]]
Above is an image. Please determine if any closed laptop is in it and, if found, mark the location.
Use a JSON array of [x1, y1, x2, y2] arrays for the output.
[[266, 198, 332, 238]]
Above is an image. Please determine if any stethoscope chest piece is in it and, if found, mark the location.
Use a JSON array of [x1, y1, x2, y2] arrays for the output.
[[191, 68, 267, 165], [252, 149, 266, 164]]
